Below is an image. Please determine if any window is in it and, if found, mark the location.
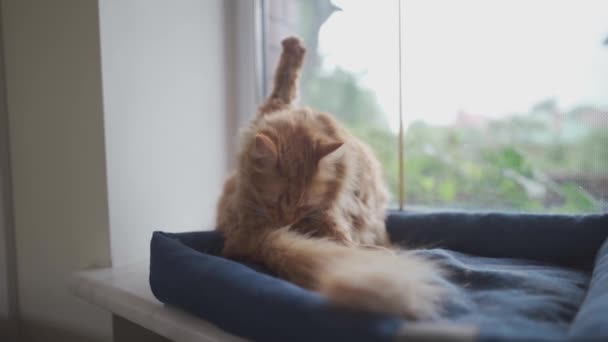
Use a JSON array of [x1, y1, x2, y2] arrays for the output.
[[261, 0, 608, 213]]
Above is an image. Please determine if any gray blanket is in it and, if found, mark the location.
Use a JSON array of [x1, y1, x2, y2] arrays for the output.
[[414, 249, 589, 341]]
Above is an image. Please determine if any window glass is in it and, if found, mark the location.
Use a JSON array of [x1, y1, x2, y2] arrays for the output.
[[263, 0, 608, 213]]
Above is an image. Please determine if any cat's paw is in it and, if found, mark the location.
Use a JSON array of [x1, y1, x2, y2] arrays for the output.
[[281, 37, 305, 55]]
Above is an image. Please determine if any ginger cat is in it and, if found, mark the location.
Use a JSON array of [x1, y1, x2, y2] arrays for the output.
[[216, 37, 444, 319]]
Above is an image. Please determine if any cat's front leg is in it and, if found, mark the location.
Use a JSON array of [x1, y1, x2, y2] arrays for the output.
[[291, 213, 353, 244]]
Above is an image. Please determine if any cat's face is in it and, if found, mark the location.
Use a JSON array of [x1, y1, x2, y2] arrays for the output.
[[244, 122, 343, 226]]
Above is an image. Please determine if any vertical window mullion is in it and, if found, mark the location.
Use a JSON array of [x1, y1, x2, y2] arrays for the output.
[[398, 0, 405, 211]]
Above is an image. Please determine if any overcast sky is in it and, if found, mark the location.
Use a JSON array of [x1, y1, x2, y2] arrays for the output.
[[318, 0, 608, 130]]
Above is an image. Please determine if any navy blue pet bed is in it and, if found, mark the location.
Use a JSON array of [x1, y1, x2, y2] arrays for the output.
[[150, 213, 608, 342]]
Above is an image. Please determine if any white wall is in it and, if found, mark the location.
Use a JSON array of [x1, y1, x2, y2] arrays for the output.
[[1, 0, 235, 340], [99, 0, 229, 266], [1, 0, 112, 341]]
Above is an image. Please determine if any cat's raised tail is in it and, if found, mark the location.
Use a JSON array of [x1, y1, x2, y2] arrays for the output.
[[259, 227, 445, 320], [258, 37, 306, 115]]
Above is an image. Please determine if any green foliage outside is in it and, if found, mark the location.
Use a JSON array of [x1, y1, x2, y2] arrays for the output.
[[305, 71, 607, 213]]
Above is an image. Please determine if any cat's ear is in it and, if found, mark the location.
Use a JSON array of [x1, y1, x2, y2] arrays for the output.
[[252, 133, 278, 169], [316, 140, 343, 161]]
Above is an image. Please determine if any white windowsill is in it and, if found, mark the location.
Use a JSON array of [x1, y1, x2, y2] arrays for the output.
[[69, 263, 245, 342]]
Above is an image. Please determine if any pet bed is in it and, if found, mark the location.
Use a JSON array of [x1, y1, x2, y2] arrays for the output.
[[150, 212, 608, 342]]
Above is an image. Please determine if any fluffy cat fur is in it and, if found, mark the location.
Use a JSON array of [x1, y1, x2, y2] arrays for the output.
[[216, 37, 444, 319]]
